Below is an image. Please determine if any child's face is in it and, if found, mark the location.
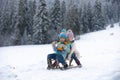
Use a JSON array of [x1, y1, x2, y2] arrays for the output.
[[60, 38, 66, 42], [68, 37, 73, 41]]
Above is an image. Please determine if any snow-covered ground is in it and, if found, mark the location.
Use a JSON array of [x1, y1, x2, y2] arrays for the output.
[[0, 23, 120, 80]]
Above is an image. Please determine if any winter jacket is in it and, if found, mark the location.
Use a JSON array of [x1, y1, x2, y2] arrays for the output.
[[68, 40, 80, 60], [53, 42, 70, 59]]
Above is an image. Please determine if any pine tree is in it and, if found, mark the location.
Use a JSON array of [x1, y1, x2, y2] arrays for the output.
[[50, 0, 61, 32], [61, 1, 66, 28], [0, 0, 18, 46], [33, 0, 49, 44], [104, 2, 114, 25], [87, 2, 94, 32], [8, 0, 19, 45], [16, 0, 28, 45], [25, 0, 36, 44], [78, 7, 83, 34], [0, 0, 10, 35], [27, 0, 36, 35], [93, 0, 105, 31], [81, 2, 93, 33], [105, 0, 120, 24], [112, 0, 120, 23], [81, 4, 89, 33], [67, 5, 80, 35], [48, 0, 61, 41]]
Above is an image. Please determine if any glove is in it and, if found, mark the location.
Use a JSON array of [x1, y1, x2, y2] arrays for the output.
[[57, 47, 63, 51]]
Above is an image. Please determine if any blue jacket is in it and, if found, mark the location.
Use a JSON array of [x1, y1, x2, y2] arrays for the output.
[[53, 42, 70, 59]]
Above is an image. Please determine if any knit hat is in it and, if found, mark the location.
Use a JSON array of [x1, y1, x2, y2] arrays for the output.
[[66, 29, 74, 39], [59, 33, 68, 40]]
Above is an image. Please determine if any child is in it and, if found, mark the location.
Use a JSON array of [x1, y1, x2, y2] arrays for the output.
[[66, 29, 82, 67], [47, 33, 70, 69]]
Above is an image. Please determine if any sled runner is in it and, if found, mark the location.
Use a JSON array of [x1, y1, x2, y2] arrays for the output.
[[47, 65, 82, 70]]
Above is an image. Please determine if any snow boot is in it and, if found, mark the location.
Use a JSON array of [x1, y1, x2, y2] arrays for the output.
[[64, 64, 68, 69], [60, 64, 68, 70], [76, 60, 82, 68]]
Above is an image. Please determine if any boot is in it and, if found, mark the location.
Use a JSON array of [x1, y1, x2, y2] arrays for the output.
[[76, 60, 82, 68], [63, 64, 68, 69]]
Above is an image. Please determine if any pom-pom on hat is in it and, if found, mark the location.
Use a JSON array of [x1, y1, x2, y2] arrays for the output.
[[61, 29, 67, 33]]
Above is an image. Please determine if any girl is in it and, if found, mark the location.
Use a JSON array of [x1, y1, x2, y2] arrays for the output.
[[66, 29, 82, 67]]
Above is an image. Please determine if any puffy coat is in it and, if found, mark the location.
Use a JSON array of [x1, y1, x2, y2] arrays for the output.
[[68, 40, 80, 60], [53, 42, 70, 59]]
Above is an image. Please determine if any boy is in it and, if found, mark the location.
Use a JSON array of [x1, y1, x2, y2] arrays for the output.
[[47, 33, 70, 69]]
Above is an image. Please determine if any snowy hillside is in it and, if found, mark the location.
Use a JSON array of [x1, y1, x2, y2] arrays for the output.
[[0, 23, 120, 80]]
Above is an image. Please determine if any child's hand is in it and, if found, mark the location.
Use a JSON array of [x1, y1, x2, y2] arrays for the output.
[[52, 41, 57, 47]]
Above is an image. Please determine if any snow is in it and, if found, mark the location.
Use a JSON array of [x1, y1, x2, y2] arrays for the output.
[[0, 23, 120, 80]]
